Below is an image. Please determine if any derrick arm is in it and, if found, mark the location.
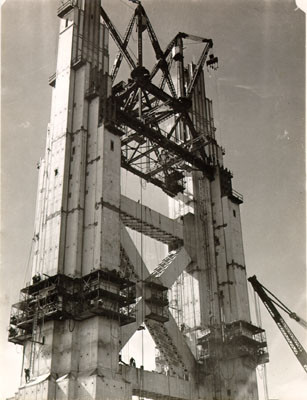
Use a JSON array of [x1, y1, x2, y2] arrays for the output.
[[186, 38, 213, 97], [100, 6, 136, 70], [290, 313, 307, 329], [248, 275, 307, 373], [111, 12, 137, 81]]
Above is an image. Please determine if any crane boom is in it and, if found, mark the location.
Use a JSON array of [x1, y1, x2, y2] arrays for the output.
[[248, 275, 307, 373], [289, 312, 307, 329]]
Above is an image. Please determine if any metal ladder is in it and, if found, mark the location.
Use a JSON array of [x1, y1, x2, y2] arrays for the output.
[[151, 248, 181, 278], [29, 306, 38, 375]]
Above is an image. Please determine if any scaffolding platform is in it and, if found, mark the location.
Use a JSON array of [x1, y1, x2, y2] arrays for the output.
[[48, 73, 56, 87], [57, 0, 75, 18], [197, 320, 269, 366], [8, 270, 137, 343], [144, 279, 169, 323]]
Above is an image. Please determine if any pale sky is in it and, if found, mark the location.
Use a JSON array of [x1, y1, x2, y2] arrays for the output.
[[1, 1, 306, 399]]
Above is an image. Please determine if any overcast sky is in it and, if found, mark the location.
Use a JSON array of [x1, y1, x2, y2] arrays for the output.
[[1, 1, 306, 399]]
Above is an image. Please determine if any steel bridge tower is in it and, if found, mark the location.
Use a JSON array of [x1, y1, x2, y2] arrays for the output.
[[8, 1, 268, 399]]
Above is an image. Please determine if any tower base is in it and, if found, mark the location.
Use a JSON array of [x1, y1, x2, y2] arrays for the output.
[[14, 372, 132, 400]]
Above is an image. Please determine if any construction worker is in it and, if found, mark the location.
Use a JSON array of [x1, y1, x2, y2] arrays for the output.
[[24, 368, 30, 383], [129, 357, 136, 367], [119, 355, 128, 366], [9, 326, 17, 337]]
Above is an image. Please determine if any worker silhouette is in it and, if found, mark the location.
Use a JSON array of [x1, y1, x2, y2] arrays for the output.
[[24, 368, 30, 383], [119, 355, 128, 366], [129, 357, 136, 367]]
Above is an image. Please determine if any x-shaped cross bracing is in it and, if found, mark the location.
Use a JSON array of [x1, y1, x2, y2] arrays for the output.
[[120, 209, 197, 377], [100, 3, 218, 197]]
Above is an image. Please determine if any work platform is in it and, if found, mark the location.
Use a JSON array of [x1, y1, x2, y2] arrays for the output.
[[9, 271, 137, 346]]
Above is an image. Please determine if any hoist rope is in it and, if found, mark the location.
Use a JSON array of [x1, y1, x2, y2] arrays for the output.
[[119, 0, 134, 11]]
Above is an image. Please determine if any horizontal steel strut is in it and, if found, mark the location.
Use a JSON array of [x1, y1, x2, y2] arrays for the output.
[[99, 3, 218, 196]]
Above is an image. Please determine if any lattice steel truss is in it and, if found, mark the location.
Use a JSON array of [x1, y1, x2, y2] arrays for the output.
[[99, 3, 218, 196]]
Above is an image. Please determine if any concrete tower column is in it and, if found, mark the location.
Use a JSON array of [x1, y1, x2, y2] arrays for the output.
[[180, 70, 260, 399], [13, 2, 131, 399]]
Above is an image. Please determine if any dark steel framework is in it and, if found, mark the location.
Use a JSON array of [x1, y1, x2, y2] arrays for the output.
[[99, 3, 218, 197]]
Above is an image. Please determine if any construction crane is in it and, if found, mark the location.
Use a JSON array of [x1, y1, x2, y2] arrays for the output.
[[248, 275, 307, 374]]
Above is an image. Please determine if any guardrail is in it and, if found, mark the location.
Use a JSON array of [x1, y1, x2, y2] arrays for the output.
[[48, 73, 56, 87], [231, 189, 243, 203]]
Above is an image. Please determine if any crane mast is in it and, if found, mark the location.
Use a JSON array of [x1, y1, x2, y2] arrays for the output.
[[248, 275, 307, 373]]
